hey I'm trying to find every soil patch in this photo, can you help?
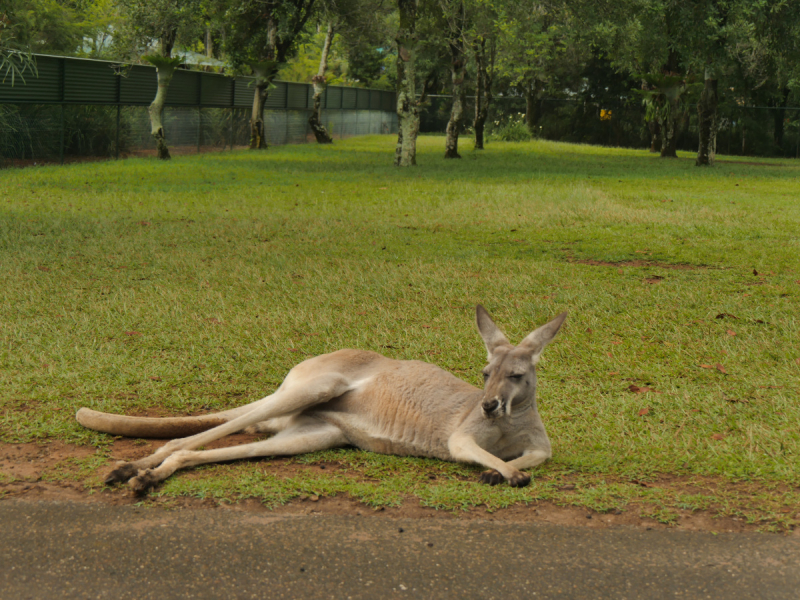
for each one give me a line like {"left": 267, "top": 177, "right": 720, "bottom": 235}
{"left": 571, "top": 259, "right": 713, "bottom": 270}
{"left": 1, "top": 440, "right": 793, "bottom": 534}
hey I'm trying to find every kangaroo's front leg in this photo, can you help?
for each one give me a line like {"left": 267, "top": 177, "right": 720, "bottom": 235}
{"left": 447, "top": 433, "right": 531, "bottom": 488}
{"left": 477, "top": 449, "right": 550, "bottom": 487}
{"left": 106, "top": 373, "right": 351, "bottom": 485}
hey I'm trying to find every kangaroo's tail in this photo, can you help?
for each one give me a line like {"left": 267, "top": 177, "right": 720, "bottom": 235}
{"left": 76, "top": 407, "right": 241, "bottom": 439}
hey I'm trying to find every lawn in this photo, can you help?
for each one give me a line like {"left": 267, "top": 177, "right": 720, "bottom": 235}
{"left": 2, "top": 136, "right": 799, "bottom": 529}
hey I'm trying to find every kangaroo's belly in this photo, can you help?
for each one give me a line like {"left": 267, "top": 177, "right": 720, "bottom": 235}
{"left": 308, "top": 359, "right": 482, "bottom": 461}
{"left": 313, "top": 410, "right": 454, "bottom": 460}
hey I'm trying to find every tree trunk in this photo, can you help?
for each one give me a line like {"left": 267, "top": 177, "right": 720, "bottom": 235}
{"left": 250, "top": 17, "right": 279, "bottom": 150}
{"left": 472, "top": 37, "right": 494, "bottom": 151}
{"left": 695, "top": 75, "right": 718, "bottom": 166}
{"left": 648, "top": 120, "right": 660, "bottom": 152}
{"left": 524, "top": 84, "right": 539, "bottom": 137}
{"left": 250, "top": 82, "right": 268, "bottom": 149}
{"left": 474, "top": 45, "right": 485, "bottom": 150}
{"left": 773, "top": 86, "right": 790, "bottom": 152}
{"left": 444, "top": 28, "right": 466, "bottom": 159}
{"left": 395, "top": 0, "right": 420, "bottom": 167}
{"left": 309, "top": 23, "right": 334, "bottom": 144}
{"left": 148, "top": 62, "right": 178, "bottom": 160}
{"left": 659, "top": 100, "right": 678, "bottom": 158}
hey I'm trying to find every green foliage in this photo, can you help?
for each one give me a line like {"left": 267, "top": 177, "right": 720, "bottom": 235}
{"left": 489, "top": 113, "right": 531, "bottom": 141}
{"left": 114, "top": 0, "right": 204, "bottom": 59}
{"left": 277, "top": 30, "right": 347, "bottom": 85}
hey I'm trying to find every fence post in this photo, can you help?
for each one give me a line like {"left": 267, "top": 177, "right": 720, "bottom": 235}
{"left": 230, "top": 108, "right": 234, "bottom": 150}
{"left": 197, "top": 107, "right": 201, "bottom": 153}
{"left": 115, "top": 104, "right": 121, "bottom": 159}
{"left": 59, "top": 104, "right": 65, "bottom": 165}
{"left": 285, "top": 83, "right": 290, "bottom": 145}
{"left": 197, "top": 74, "right": 202, "bottom": 153}
{"left": 59, "top": 58, "right": 65, "bottom": 164}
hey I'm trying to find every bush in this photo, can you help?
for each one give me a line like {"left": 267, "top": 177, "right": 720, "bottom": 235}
{"left": 489, "top": 113, "right": 531, "bottom": 142}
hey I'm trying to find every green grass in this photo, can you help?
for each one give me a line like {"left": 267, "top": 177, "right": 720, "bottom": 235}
{"left": 2, "top": 136, "right": 799, "bottom": 528}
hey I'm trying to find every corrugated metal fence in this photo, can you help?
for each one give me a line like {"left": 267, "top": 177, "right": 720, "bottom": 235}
{"left": 0, "top": 54, "right": 398, "bottom": 166}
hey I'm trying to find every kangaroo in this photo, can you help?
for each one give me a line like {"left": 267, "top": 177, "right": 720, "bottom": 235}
{"left": 76, "top": 305, "right": 567, "bottom": 495}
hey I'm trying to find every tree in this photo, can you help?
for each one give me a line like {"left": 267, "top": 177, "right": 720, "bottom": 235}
{"left": 115, "top": 0, "right": 204, "bottom": 159}
{"left": 440, "top": 0, "right": 467, "bottom": 158}
{"left": 495, "top": 0, "right": 587, "bottom": 138}
{"left": 395, "top": 0, "right": 422, "bottom": 166}
{"left": 308, "top": 22, "right": 334, "bottom": 143}
{"left": 219, "top": 0, "right": 317, "bottom": 150}
{"left": 469, "top": 0, "right": 498, "bottom": 150}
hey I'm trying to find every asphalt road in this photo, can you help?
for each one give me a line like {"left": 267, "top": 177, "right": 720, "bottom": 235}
{"left": 2, "top": 499, "right": 799, "bottom": 599}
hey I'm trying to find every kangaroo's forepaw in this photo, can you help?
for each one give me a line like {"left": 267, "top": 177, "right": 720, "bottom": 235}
{"left": 508, "top": 472, "right": 531, "bottom": 488}
{"left": 105, "top": 462, "right": 139, "bottom": 485}
{"left": 129, "top": 470, "right": 160, "bottom": 496}
{"left": 479, "top": 469, "right": 504, "bottom": 486}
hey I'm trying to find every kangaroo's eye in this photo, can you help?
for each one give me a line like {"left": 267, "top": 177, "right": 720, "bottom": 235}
{"left": 509, "top": 374, "right": 523, "bottom": 381}
{"left": 483, "top": 373, "right": 490, "bottom": 381}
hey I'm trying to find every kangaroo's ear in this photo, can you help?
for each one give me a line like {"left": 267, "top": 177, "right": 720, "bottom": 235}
{"left": 476, "top": 305, "right": 511, "bottom": 359}
{"left": 519, "top": 311, "right": 568, "bottom": 364}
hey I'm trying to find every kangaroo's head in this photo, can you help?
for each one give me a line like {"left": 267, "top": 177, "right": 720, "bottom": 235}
{"left": 475, "top": 305, "right": 567, "bottom": 419}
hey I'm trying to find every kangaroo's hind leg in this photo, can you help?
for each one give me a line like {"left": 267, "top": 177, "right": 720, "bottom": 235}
{"left": 129, "top": 416, "right": 348, "bottom": 494}
{"left": 106, "top": 372, "right": 352, "bottom": 485}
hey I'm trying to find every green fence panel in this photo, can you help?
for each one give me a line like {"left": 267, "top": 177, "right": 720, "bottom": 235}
{"left": 64, "top": 59, "right": 118, "bottom": 104}
{"left": 120, "top": 65, "right": 157, "bottom": 104}
{"left": 0, "top": 55, "right": 61, "bottom": 103}
{"left": 286, "top": 83, "right": 307, "bottom": 109}
{"left": 265, "top": 81, "right": 287, "bottom": 109}
{"left": 234, "top": 77, "right": 254, "bottom": 107}
{"left": 342, "top": 88, "right": 357, "bottom": 109}
{"left": 167, "top": 70, "right": 200, "bottom": 105}
{"left": 201, "top": 74, "right": 233, "bottom": 107}
{"left": 326, "top": 86, "right": 342, "bottom": 109}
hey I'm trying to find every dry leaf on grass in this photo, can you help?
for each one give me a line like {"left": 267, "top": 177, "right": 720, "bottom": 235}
{"left": 716, "top": 313, "right": 738, "bottom": 320}
{"left": 629, "top": 385, "right": 657, "bottom": 394}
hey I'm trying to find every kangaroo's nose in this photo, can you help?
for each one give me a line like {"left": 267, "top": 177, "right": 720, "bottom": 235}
{"left": 482, "top": 399, "right": 499, "bottom": 412}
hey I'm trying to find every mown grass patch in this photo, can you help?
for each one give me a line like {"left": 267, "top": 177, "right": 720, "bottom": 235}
{"left": 2, "top": 136, "right": 799, "bottom": 527}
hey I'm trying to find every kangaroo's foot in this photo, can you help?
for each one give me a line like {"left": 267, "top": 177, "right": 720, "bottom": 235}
{"left": 479, "top": 469, "right": 504, "bottom": 486}
{"left": 508, "top": 472, "right": 531, "bottom": 488}
{"left": 129, "top": 469, "right": 161, "bottom": 496}
{"left": 479, "top": 469, "right": 531, "bottom": 488}
{"left": 104, "top": 462, "right": 140, "bottom": 485}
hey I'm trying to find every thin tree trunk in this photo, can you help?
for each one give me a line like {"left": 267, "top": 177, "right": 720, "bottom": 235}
{"left": 395, "top": 0, "right": 420, "bottom": 167}
{"left": 444, "top": 30, "right": 466, "bottom": 158}
{"left": 474, "top": 43, "right": 485, "bottom": 150}
{"left": 648, "top": 120, "right": 661, "bottom": 152}
{"left": 250, "top": 17, "right": 278, "bottom": 150}
{"left": 773, "top": 86, "right": 790, "bottom": 152}
{"left": 146, "top": 55, "right": 179, "bottom": 161}
{"left": 524, "top": 83, "right": 539, "bottom": 137}
{"left": 250, "top": 82, "right": 268, "bottom": 149}
{"left": 472, "top": 37, "right": 494, "bottom": 150}
{"left": 309, "top": 23, "right": 334, "bottom": 144}
{"left": 659, "top": 100, "right": 678, "bottom": 158}
{"left": 696, "top": 74, "right": 718, "bottom": 166}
